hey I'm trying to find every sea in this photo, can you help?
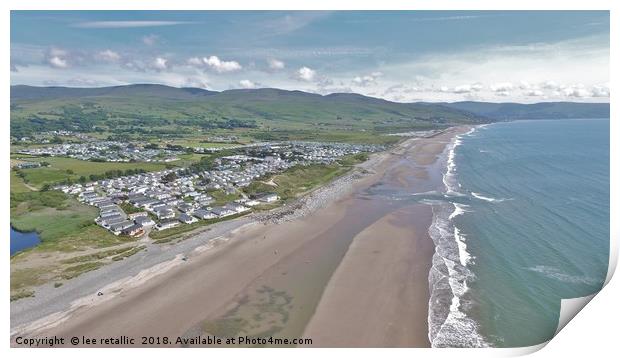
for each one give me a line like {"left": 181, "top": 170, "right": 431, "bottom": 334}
{"left": 427, "top": 119, "right": 610, "bottom": 347}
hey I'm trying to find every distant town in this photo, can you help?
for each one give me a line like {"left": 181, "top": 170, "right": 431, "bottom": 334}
{"left": 49, "top": 141, "right": 382, "bottom": 236}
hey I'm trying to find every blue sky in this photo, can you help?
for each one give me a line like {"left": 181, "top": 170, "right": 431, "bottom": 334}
{"left": 11, "top": 11, "right": 609, "bottom": 102}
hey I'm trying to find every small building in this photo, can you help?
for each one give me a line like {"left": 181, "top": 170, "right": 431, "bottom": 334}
{"left": 244, "top": 199, "right": 261, "bottom": 207}
{"left": 156, "top": 219, "right": 180, "bottom": 231}
{"left": 193, "top": 209, "right": 217, "bottom": 220}
{"left": 134, "top": 216, "right": 156, "bottom": 227}
{"left": 109, "top": 220, "right": 135, "bottom": 235}
{"left": 224, "top": 203, "right": 250, "bottom": 213}
{"left": 99, "top": 215, "right": 126, "bottom": 228}
{"left": 15, "top": 162, "right": 41, "bottom": 169}
{"left": 128, "top": 212, "right": 148, "bottom": 220}
{"left": 210, "top": 206, "right": 236, "bottom": 217}
{"left": 258, "top": 193, "right": 280, "bottom": 203}
{"left": 178, "top": 213, "right": 198, "bottom": 224}
{"left": 155, "top": 209, "right": 175, "bottom": 220}
{"left": 122, "top": 224, "right": 145, "bottom": 237}
{"left": 177, "top": 202, "right": 195, "bottom": 214}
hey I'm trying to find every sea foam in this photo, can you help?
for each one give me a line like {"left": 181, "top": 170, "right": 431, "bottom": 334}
{"left": 471, "top": 192, "right": 511, "bottom": 203}
{"left": 427, "top": 128, "right": 489, "bottom": 347}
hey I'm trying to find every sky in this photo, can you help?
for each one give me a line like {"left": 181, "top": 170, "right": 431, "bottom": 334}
{"left": 10, "top": 11, "right": 610, "bottom": 103}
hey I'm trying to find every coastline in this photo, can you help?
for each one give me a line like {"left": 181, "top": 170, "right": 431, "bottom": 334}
{"left": 11, "top": 127, "right": 467, "bottom": 347}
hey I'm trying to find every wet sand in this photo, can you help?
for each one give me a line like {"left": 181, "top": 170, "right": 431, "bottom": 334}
{"left": 12, "top": 127, "right": 465, "bottom": 347}
{"left": 301, "top": 205, "right": 434, "bottom": 347}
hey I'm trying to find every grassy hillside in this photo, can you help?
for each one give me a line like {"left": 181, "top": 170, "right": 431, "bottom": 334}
{"left": 10, "top": 85, "right": 487, "bottom": 140}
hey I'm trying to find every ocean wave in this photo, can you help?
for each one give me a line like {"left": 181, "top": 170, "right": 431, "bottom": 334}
{"left": 427, "top": 131, "right": 489, "bottom": 347}
{"left": 471, "top": 192, "right": 512, "bottom": 203}
{"left": 527, "top": 265, "right": 603, "bottom": 286}
{"left": 448, "top": 203, "right": 470, "bottom": 220}
{"left": 427, "top": 203, "right": 488, "bottom": 347}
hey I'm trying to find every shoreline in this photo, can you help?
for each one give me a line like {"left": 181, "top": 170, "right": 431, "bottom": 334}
{"left": 11, "top": 127, "right": 466, "bottom": 347}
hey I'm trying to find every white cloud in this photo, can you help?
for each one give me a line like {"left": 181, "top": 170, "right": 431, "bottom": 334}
{"left": 541, "top": 81, "right": 561, "bottom": 90}
{"left": 268, "top": 59, "right": 285, "bottom": 70}
{"left": 525, "top": 89, "right": 544, "bottom": 97}
{"left": 378, "top": 35, "right": 608, "bottom": 102}
{"left": 490, "top": 82, "right": 514, "bottom": 92}
{"left": 152, "top": 57, "right": 169, "bottom": 71}
{"left": 48, "top": 56, "right": 68, "bottom": 68}
{"left": 97, "top": 49, "right": 121, "bottom": 62}
{"left": 590, "top": 84, "right": 609, "bottom": 97}
{"left": 452, "top": 83, "right": 483, "bottom": 93}
{"left": 205, "top": 56, "right": 242, "bottom": 73}
{"left": 296, "top": 66, "right": 316, "bottom": 82}
{"left": 186, "top": 56, "right": 243, "bottom": 73}
{"left": 142, "top": 34, "right": 159, "bottom": 46}
{"left": 562, "top": 84, "right": 590, "bottom": 98}
{"left": 239, "top": 79, "right": 258, "bottom": 89}
{"left": 45, "top": 48, "right": 69, "bottom": 68}
{"left": 352, "top": 71, "right": 383, "bottom": 87}
{"left": 187, "top": 57, "right": 203, "bottom": 67}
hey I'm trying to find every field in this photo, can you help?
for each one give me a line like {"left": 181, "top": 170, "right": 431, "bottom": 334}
{"left": 10, "top": 190, "right": 132, "bottom": 251}
{"left": 244, "top": 154, "right": 367, "bottom": 201}
{"left": 11, "top": 156, "right": 169, "bottom": 189}
{"left": 10, "top": 186, "right": 141, "bottom": 298}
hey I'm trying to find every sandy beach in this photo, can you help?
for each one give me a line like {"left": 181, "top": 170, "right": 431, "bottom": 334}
{"left": 11, "top": 127, "right": 466, "bottom": 347}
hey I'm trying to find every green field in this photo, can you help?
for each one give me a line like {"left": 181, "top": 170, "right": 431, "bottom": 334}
{"left": 10, "top": 190, "right": 130, "bottom": 251}
{"left": 13, "top": 156, "right": 168, "bottom": 188}
{"left": 10, "top": 187, "right": 139, "bottom": 297}
{"left": 244, "top": 154, "right": 366, "bottom": 202}
{"left": 10, "top": 171, "right": 32, "bottom": 193}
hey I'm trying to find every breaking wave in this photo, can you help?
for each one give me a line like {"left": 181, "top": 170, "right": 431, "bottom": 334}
{"left": 427, "top": 128, "right": 490, "bottom": 347}
{"left": 471, "top": 192, "right": 512, "bottom": 203}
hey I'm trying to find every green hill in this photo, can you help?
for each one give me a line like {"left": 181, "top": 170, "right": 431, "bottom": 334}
{"left": 10, "top": 85, "right": 486, "bottom": 139}
{"left": 11, "top": 85, "right": 608, "bottom": 142}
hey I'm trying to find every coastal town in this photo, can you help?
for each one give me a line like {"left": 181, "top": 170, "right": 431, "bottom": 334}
{"left": 15, "top": 140, "right": 184, "bottom": 163}
{"left": 50, "top": 141, "right": 382, "bottom": 237}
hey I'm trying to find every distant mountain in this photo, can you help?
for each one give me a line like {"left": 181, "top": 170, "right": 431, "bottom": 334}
{"left": 10, "top": 85, "right": 609, "bottom": 139}
{"left": 10, "top": 84, "right": 486, "bottom": 129}
{"left": 438, "top": 101, "right": 610, "bottom": 120}
{"left": 11, "top": 84, "right": 217, "bottom": 101}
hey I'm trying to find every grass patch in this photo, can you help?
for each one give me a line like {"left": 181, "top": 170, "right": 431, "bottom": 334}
{"left": 150, "top": 212, "right": 250, "bottom": 242}
{"left": 209, "top": 190, "right": 242, "bottom": 206}
{"left": 111, "top": 245, "right": 146, "bottom": 261}
{"left": 120, "top": 202, "right": 142, "bottom": 214}
{"left": 11, "top": 290, "right": 35, "bottom": 301}
{"left": 10, "top": 190, "right": 69, "bottom": 211}
{"left": 38, "top": 225, "right": 134, "bottom": 253}
{"left": 10, "top": 171, "right": 32, "bottom": 193}
{"left": 15, "top": 157, "right": 167, "bottom": 188}
{"left": 245, "top": 163, "right": 350, "bottom": 201}
{"left": 10, "top": 190, "right": 129, "bottom": 252}
{"left": 61, "top": 246, "right": 135, "bottom": 264}
{"left": 61, "top": 261, "right": 105, "bottom": 280}
{"left": 11, "top": 267, "right": 48, "bottom": 292}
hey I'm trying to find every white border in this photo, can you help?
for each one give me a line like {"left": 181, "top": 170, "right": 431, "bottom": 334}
{"left": 2, "top": 1, "right": 616, "bottom": 357}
